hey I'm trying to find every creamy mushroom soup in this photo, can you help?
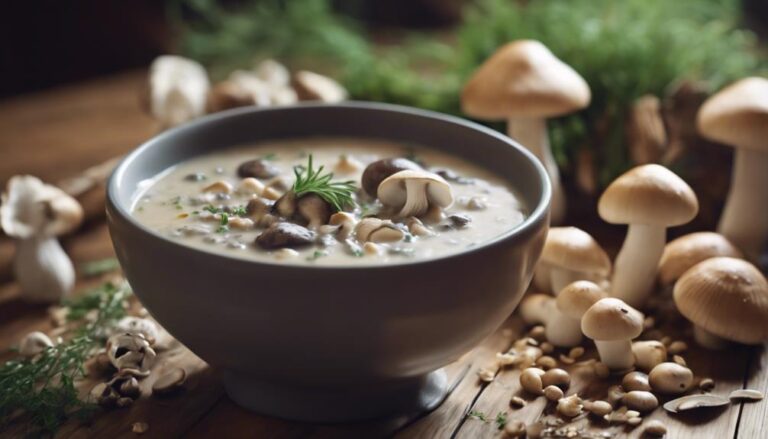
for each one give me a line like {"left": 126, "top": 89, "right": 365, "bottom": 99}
{"left": 131, "top": 138, "right": 527, "bottom": 265}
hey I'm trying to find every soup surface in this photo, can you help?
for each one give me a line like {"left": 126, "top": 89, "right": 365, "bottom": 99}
{"left": 132, "top": 138, "right": 527, "bottom": 265}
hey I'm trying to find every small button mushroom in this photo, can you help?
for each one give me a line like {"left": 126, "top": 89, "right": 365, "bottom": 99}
{"left": 584, "top": 400, "right": 613, "bottom": 416}
{"left": 406, "top": 217, "right": 434, "bottom": 237}
{"left": 649, "top": 362, "right": 693, "bottom": 394}
{"left": 541, "top": 368, "right": 570, "bottom": 390}
{"left": 145, "top": 55, "right": 210, "bottom": 128}
{"left": 545, "top": 280, "right": 606, "bottom": 347}
{"left": 623, "top": 390, "right": 659, "bottom": 412}
{"left": 658, "top": 232, "right": 743, "bottom": 287}
{"left": 378, "top": 170, "right": 454, "bottom": 218}
{"left": 519, "top": 293, "right": 556, "bottom": 325}
{"left": 673, "top": 257, "right": 768, "bottom": 348}
{"left": 237, "top": 178, "right": 265, "bottom": 196}
{"left": 202, "top": 180, "right": 233, "bottom": 194}
{"left": 581, "top": 298, "right": 644, "bottom": 370}
{"left": 334, "top": 154, "right": 363, "bottom": 174}
{"left": 293, "top": 70, "right": 348, "bottom": 102}
{"left": 361, "top": 158, "right": 422, "bottom": 197}
{"left": 520, "top": 367, "right": 546, "bottom": 395}
{"left": 237, "top": 158, "right": 280, "bottom": 179}
{"left": 466, "top": 196, "right": 487, "bottom": 210}
{"left": 274, "top": 248, "right": 300, "bottom": 260}
{"left": 355, "top": 218, "right": 405, "bottom": 243}
{"left": 106, "top": 333, "right": 156, "bottom": 377}
{"left": 599, "top": 164, "right": 698, "bottom": 307}
{"left": 297, "top": 194, "right": 332, "bottom": 229}
{"left": 329, "top": 212, "right": 357, "bottom": 240}
{"left": 256, "top": 223, "right": 315, "bottom": 249}
{"left": 539, "top": 227, "right": 611, "bottom": 295}
{"left": 262, "top": 187, "right": 282, "bottom": 200}
{"left": 622, "top": 371, "right": 651, "bottom": 392}
{"left": 114, "top": 317, "right": 159, "bottom": 346}
{"left": 631, "top": 340, "right": 667, "bottom": 372}
{"left": 255, "top": 59, "right": 291, "bottom": 87}
{"left": 504, "top": 420, "right": 526, "bottom": 437}
{"left": 19, "top": 331, "right": 54, "bottom": 357}
{"left": 544, "top": 385, "right": 564, "bottom": 401}
{"left": 206, "top": 81, "right": 254, "bottom": 113}
{"left": 246, "top": 197, "right": 275, "bottom": 224}
{"left": 266, "top": 176, "right": 290, "bottom": 192}
{"left": 643, "top": 420, "right": 668, "bottom": 437}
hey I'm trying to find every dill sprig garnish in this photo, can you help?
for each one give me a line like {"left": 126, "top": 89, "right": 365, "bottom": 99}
{"left": 0, "top": 280, "right": 132, "bottom": 436}
{"left": 292, "top": 155, "right": 356, "bottom": 211}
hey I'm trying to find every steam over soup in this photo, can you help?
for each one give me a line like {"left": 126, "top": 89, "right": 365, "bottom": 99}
{"left": 131, "top": 138, "right": 527, "bottom": 265}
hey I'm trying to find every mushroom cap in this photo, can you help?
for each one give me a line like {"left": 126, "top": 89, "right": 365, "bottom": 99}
{"left": 148, "top": 55, "right": 210, "bottom": 126}
{"left": 461, "top": 40, "right": 591, "bottom": 120}
{"left": 377, "top": 170, "right": 453, "bottom": 211}
{"left": 581, "top": 298, "right": 644, "bottom": 341}
{"left": 673, "top": 257, "right": 768, "bottom": 345}
{"left": 598, "top": 164, "right": 698, "bottom": 226}
{"left": 556, "top": 280, "right": 607, "bottom": 318}
{"left": 293, "top": 71, "right": 348, "bottom": 103}
{"left": 1, "top": 175, "right": 83, "bottom": 239}
{"left": 540, "top": 227, "right": 611, "bottom": 275}
{"left": 658, "top": 232, "right": 743, "bottom": 286}
{"left": 697, "top": 77, "right": 768, "bottom": 151}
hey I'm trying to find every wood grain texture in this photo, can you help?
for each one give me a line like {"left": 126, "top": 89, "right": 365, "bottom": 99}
{"left": 0, "top": 72, "right": 766, "bottom": 438}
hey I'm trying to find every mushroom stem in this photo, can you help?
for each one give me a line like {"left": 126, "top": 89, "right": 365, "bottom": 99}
{"left": 14, "top": 236, "right": 75, "bottom": 302}
{"left": 693, "top": 325, "right": 729, "bottom": 350}
{"left": 507, "top": 116, "right": 565, "bottom": 224}
{"left": 611, "top": 223, "right": 666, "bottom": 308}
{"left": 594, "top": 340, "right": 635, "bottom": 370}
{"left": 545, "top": 313, "right": 582, "bottom": 347}
{"left": 399, "top": 179, "right": 429, "bottom": 217}
{"left": 717, "top": 148, "right": 768, "bottom": 261}
{"left": 550, "top": 268, "right": 579, "bottom": 295}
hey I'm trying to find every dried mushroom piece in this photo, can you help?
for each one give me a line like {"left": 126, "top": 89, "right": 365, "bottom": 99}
{"left": 106, "top": 333, "right": 157, "bottom": 377}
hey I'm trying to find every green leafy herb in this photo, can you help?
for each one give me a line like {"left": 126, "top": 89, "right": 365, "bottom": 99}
{"left": 292, "top": 155, "right": 356, "bottom": 211}
{"left": 495, "top": 411, "right": 508, "bottom": 430}
{"left": 1, "top": 281, "right": 132, "bottom": 436}
{"left": 220, "top": 212, "right": 229, "bottom": 226}
{"left": 306, "top": 250, "right": 328, "bottom": 261}
{"left": 79, "top": 257, "right": 121, "bottom": 278}
{"left": 230, "top": 205, "right": 248, "bottom": 217}
{"left": 216, "top": 225, "right": 229, "bottom": 234}
{"left": 468, "top": 410, "right": 488, "bottom": 422}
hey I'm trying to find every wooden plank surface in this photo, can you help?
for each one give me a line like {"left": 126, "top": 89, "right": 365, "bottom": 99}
{"left": 0, "top": 72, "right": 766, "bottom": 438}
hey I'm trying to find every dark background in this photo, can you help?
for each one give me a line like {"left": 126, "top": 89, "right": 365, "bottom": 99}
{"left": 0, "top": 0, "right": 766, "bottom": 99}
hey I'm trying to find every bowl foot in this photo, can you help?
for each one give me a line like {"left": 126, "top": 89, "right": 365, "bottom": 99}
{"left": 222, "top": 368, "right": 449, "bottom": 423}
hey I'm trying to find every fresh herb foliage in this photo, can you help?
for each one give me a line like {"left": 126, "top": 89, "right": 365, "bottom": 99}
{"left": 306, "top": 250, "right": 328, "bottom": 261}
{"left": 0, "top": 281, "right": 132, "bottom": 435}
{"left": 79, "top": 257, "right": 121, "bottom": 278}
{"left": 220, "top": 212, "right": 229, "bottom": 226}
{"left": 204, "top": 204, "right": 247, "bottom": 218}
{"left": 174, "top": 0, "right": 764, "bottom": 187}
{"left": 468, "top": 410, "right": 488, "bottom": 422}
{"left": 216, "top": 225, "right": 229, "bottom": 234}
{"left": 494, "top": 411, "right": 508, "bottom": 430}
{"left": 292, "top": 155, "right": 356, "bottom": 211}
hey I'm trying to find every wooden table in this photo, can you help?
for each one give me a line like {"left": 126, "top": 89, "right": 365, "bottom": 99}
{"left": 0, "top": 72, "right": 766, "bottom": 438}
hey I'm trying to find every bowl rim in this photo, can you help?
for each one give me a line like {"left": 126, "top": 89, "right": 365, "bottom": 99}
{"left": 107, "top": 101, "right": 551, "bottom": 270}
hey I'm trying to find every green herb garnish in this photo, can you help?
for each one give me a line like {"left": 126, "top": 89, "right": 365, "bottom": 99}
{"left": 306, "top": 250, "right": 328, "bottom": 261}
{"left": 216, "top": 225, "right": 229, "bottom": 234}
{"left": 468, "top": 410, "right": 488, "bottom": 422}
{"left": 292, "top": 155, "right": 356, "bottom": 211}
{"left": 0, "top": 281, "right": 132, "bottom": 435}
{"left": 495, "top": 412, "right": 508, "bottom": 430}
{"left": 79, "top": 257, "right": 121, "bottom": 277}
{"left": 220, "top": 212, "right": 229, "bottom": 226}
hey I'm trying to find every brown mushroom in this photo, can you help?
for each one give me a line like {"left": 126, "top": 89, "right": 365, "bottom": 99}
{"left": 361, "top": 158, "right": 422, "bottom": 197}
{"left": 659, "top": 232, "right": 743, "bottom": 287}
{"left": 237, "top": 158, "right": 280, "bottom": 180}
{"left": 255, "top": 222, "right": 315, "bottom": 249}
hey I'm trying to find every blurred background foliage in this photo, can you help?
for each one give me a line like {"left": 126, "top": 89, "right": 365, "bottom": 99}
{"left": 170, "top": 0, "right": 766, "bottom": 187}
